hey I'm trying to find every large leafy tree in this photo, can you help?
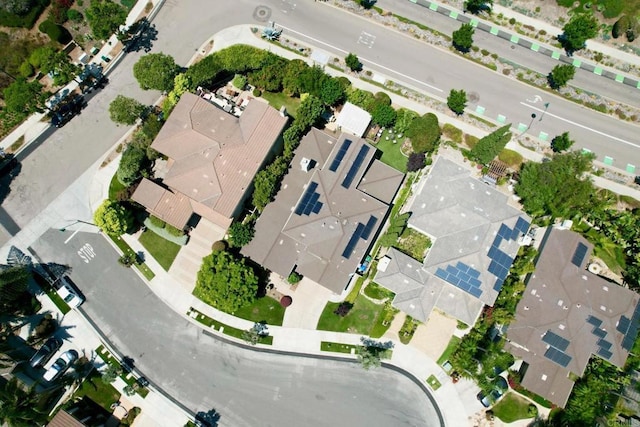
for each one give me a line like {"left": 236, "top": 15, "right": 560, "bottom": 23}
{"left": 447, "top": 89, "right": 467, "bottom": 115}
{"left": 452, "top": 23, "right": 475, "bottom": 52}
{"left": 561, "top": 13, "right": 599, "bottom": 53}
{"left": 228, "top": 221, "right": 255, "bottom": 248}
{"left": 282, "top": 59, "right": 309, "bottom": 96}
{"left": 0, "top": 378, "right": 47, "bottom": 427}
{"left": 371, "top": 103, "right": 396, "bottom": 128}
{"left": 0, "top": 266, "right": 32, "bottom": 317}
{"left": 93, "top": 199, "right": 134, "bottom": 236}
{"left": 194, "top": 250, "right": 258, "bottom": 313}
{"left": 548, "top": 64, "right": 576, "bottom": 89}
{"left": 407, "top": 113, "right": 440, "bottom": 153}
{"left": 515, "top": 151, "right": 595, "bottom": 219}
{"left": 109, "top": 95, "right": 145, "bottom": 125}
{"left": 319, "top": 77, "right": 345, "bottom": 106}
{"left": 85, "top": 0, "right": 127, "bottom": 40}
{"left": 296, "top": 95, "right": 324, "bottom": 129}
{"left": 469, "top": 124, "right": 512, "bottom": 164}
{"left": 3, "top": 78, "right": 47, "bottom": 114}
{"left": 133, "top": 53, "right": 180, "bottom": 92}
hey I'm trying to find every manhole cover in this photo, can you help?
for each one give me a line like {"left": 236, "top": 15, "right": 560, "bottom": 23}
{"left": 253, "top": 6, "right": 271, "bottom": 22}
{"left": 468, "top": 91, "right": 480, "bottom": 103}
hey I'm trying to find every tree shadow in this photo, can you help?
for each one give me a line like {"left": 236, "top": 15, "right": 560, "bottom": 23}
{"left": 0, "top": 156, "right": 21, "bottom": 207}
{"left": 195, "top": 409, "right": 221, "bottom": 427}
{"left": 124, "top": 18, "right": 158, "bottom": 54}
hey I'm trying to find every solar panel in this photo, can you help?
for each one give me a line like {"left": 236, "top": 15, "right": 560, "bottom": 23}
{"left": 456, "top": 262, "right": 468, "bottom": 273}
{"left": 542, "top": 330, "right": 570, "bottom": 351}
{"left": 492, "top": 235, "right": 503, "bottom": 248}
{"left": 361, "top": 216, "right": 378, "bottom": 240}
{"left": 597, "top": 348, "right": 613, "bottom": 359}
{"left": 341, "top": 223, "right": 364, "bottom": 259}
{"left": 329, "top": 139, "right": 352, "bottom": 172}
{"left": 571, "top": 242, "right": 588, "bottom": 267}
{"left": 488, "top": 246, "right": 498, "bottom": 259}
{"left": 470, "top": 277, "right": 482, "bottom": 288}
{"left": 510, "top": 225, "right": 521, "bottom": 241}
{"left": 341, "top": 145, "right": 370, "bottom": 189}
{"left": 498, "top": 223, "right": 510, "bottom": 239}
{"left": 488, "top": 261, "right": 500, "bottom": 276}
{"left": 469, "top": 268, "right": 481, "bottom": 279}
{"left": 544, "top": 347, "right": 572, "bottom": 368}
{"left": 446, "top": 265, "right": 458, "bottom": 276}
{"left": 303, "top": 193, "right": 320, "bottom": 215}
{"left": 593, "top": 328, "right": 607, "bottom": 338}
{"left": 493, "top": 278, "right": 504, "bottom": 292}
{"left": 597, "top": 339, "right": 612, "bottom": 350}
{"left": 469, "top": 287, "right": 483, "bottom": 298}
{"left": 312, "top": 201, "right": 323, "bottom": 214}
{"left": 435, "top": 268, "right": 447, "bottom": 280}
{"left": 515, "top": 217, "right": 530, "bottom": 234}
{"left": 618, "top": 315, "right": 631, "bottom": 334}
{"left": 587, "top": 315, "right": 603, "bottom": 328}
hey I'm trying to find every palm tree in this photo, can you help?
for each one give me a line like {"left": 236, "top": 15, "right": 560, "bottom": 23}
{"left": 0, "top": 378, "right": 47, "bottom": 427}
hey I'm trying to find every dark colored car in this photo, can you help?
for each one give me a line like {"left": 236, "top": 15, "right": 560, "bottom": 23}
{"left": 477, "top": 376, "right": 508, "bottom": 408}
{"left": 29, "top": 337, "right": 63, "bottom": 368}
{"left": 50, "top": 95, "right": 86, "bottom": 128}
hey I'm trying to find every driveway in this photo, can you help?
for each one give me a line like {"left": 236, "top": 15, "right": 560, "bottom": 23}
{"left": 32, "top": 228, "right": 443, "bottom": 427}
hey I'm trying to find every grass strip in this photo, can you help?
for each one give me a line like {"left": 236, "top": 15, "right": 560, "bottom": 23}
{"left": 320, "top": 341, "right": 358, "bottom": 354}
{"left": 189, "top": 308, "right": 273, "bottom": 345}
{"left": 426, "top": 374, "right": 441, "bottom": 390}
{"left": 95, "top": 345, "right": 150, "bottom": 398}
{"left": 108, "top": 235, "right": 155, "bottom": 280}
{"left": 33, "top": 273, "right": 70, "bottom": 315}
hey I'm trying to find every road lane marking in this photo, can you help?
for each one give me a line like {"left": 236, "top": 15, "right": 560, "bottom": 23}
{"left": 77, "top": 243, "right": 96, "bottom": 264}
{"left": 64, "top": 226, "right": 84, "bottom": 244}
{"left": 519, "top": 102, "right": 640, "bottom": 149}
{"left": 276, "top": 24, "right": 443, "bottom": 93}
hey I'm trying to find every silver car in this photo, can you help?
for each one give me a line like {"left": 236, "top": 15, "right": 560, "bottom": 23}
{"left": 42, "top": 349, "right": 78, "bottom": 382}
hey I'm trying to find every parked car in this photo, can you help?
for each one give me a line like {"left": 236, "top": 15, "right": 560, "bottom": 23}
{"left": 57, "top": 277, "right": 84, "bottom": 308}
{"left": 29, "top": 337, "right": 63, "bottom": 368}
{"left": 477, "top": 376, "right": 508, "bottom": 408}
{"left": 50, "top": 95, "right": 85, "bottom": 128}
{"left": 42, "top": 349, "right": 78, "bottom": 382}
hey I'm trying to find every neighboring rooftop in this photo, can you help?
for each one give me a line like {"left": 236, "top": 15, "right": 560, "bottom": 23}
{"left": 506, "top": 228, "right": 640, "bottom": 408}
{"left": 133, "top": 92, "right": 287, "bottom": 230}
{"left": 335, "top": 102, "right": 372, "bottom": 137}
{"left": 375, "top": 156, "right": 530, "bottom": 325}
{"left": 242, "top": 128, "right": 403, "bottom": 294}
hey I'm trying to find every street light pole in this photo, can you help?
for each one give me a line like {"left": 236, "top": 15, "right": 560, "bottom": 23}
{"left": 539, "top": 102, "right": 550, "bottom": 121}
{"left": 58, "top": 219, "right": 97, "bottom": 232}
{"left": 528, "top": 113, "right": 537, "bottom": 129}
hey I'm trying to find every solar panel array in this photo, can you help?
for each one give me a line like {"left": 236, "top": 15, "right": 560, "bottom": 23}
{"left": 294, "top": 182, "right": 323, "bottom": 216}
{"left": 435, "top": 261, "right": 483, "bottom": 298}
{"left": 486, "top": 218, "right": 530, "bottom": 292}
{"left": 571, "top": 242, "right": 589, "bottom": 267}
{"left": 341, "top": 145, "right": 370, "bottom": 189}
{"left": 329, "top": 139, "right": 352, "bottom": 172}
{"left": 586, "top": 315, "right": 614, "bottom": 360}
{"left": 542, "top": 330, "right": 570, "bottom": 352}
{"left": 587, "top": 315, "right": 602, "bottom": 328}
{"left": 342, "top": 215, "right": 378, "bottom": 259}
{"left": 544, "top": 347, "right": 572, "bottom": 368}
{"left": 618, "top": 302, "right": 640, "bottom": 351}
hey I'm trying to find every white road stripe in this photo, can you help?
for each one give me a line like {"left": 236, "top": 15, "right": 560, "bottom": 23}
{"left": 519, "top": 102, "right": 639, "bottom": 149}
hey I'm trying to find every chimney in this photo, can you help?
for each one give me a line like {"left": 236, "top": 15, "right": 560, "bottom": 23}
{"left": 300, "top": 157, "right": 311, "bottom": 172}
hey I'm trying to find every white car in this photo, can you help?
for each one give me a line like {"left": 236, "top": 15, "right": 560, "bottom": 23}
{"left": 57, "top": 277, "right": 84, "bottom": 308}
{"left": 42, "top": 349, "right": 78, "bottom": 382}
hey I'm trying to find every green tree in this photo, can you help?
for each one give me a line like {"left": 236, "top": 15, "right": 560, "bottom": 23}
{"left": 3, "top": 78, "right": 47, "bottom": 114}
{"left": 550, "top": 132, "right": 574, "bottom": 152}
{"left": 93, "top": 199, "right": 134, "bottom": 236}
{"left": 28, "top": 47, "right": 78, "bottom": 85}
{"left": 0, "top": 266, "right": 31, "bottom": 317}
{"left": 347, "top": 87, "right": 375, "bottom": 111}
{"left": 319, "top": 77, "right": 345, "bottom": 106}
{"left": 371, "top": 103, "right": 396, "bottom": 128}
{"left": 452, "top": 23, "right": 475, "bottom": 52}
{"left": 117, "top": 144, "right": 148, "bottom": 186}
{"left": 109, "top": 95, "right": 145, "bottom": 125}
{"left": 464, "top": 0, "right": 493, "bottom": 14}
{"left": 548, "top": 64, "right": 576, "bottom": 89}
{"left": 296, "top": 95, "right": 324, "bottom": 129}
{"left": 252, "top": 156, "right": 289, "bottom": 211}
{"left": 0, "top": 0, "right": 34, "bottom": 14}
{"left": 133, "top": 52, "right": 180, "bottom": 92}
{"left": 345, "top": 53, "right": 361, "bottom": 72}
{"left": 297, "top": 65, "right": 326, "bottom": 98}
{"left": 447, "top": 89, "right": 467, "bottom": 115}
{"left": 407, "top": 113, "right": 440, "bottom": 153}
{"left": 101, "top": 364, "right": 122, "bottom": 384}
{"left": 228, "top": 221, "right": 255, "bottom": 248}
{"left": 469, "top": 124, "right": 512, "bottom": 164}
{"left": 282, "top": 59, "right": 309, "bottom": 96}
{"left": 357, "top": 338, "right": 394, "bottom": 370}
{"left": 515, "top": 151, "right": 595, "bottom": 219}
{"left": 612, "top": 15, "right": 631, "bottom": 39}
{"left": 85, "top": 0, "right": 128, "bottom": 40}
{"left": 393, "top": 108, "right": 418, "bottom": 134}
{"left": 561, "top": 13, "right": 599, "bottom": 53}
{"left": 248, "top": 61, "right": 284, "bottom": 92}
{"left": 0, "top": 378, "right": 48, "bottom": 427}
{"left": 194, "top": 250, "right": 259, "bottom": 313}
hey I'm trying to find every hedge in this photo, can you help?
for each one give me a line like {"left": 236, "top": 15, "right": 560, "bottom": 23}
{"left": 0, "top": 0, "right": 50, "bottom": 28}
{"left": 143, "top": 218, "right": 188, "bottom": 245}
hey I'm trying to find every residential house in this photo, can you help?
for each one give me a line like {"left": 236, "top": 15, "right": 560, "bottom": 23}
{"left": 242, "top": 128, "right": 403, "bottom": 294}
{"left": 505, "top": 228, "right": 640, "bottom": 407}
{"left": 132, "top": 92, "right": 288, "bottom": 233}
{"left": 375, "top": 156, "right": 531, "bottom": 325}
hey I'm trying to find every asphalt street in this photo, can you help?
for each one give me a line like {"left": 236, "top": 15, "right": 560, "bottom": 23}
{"left": 1, "top": 0, "right": 639, "bottom": 247}
{"left": 32, "top": 229, "right": 442, "bottom": 427}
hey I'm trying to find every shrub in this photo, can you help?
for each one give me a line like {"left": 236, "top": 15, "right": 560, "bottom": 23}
{"left": 509, "top": 17, "right": 516, "bottom": 25}
{"left": 232, "top": 74, "right": 247, "bottom": 90}
{"left": 228, "top": 221, "right": 255, "bottom": 247}
{"left": 164, "top": 223, "right": 184, "bottom": 237}
{"left": 252, "top": 88, "right": 261, "bottom": 97}
{"left": 211, "top": 240, "right": 227, "bottom": 252}
{"left": 19, "top": 61, "right": 34, "bottom": 77}
{"left": 280, "top": 295, "right": 293, "bottom": 307}
{"left": 498, "top": 149, "right": 523, "bottom": 167}
{"left": 38, "top": 19, "right": 71, "bottom": 44}
{"left": 66, "top": 8, "right": 82, "bottom": 22}
{"left": 148, "top": 215, "right": 166, "bottom": 228}
{"left": 0, "top": 0, "right": 49, "bottom": 28}
{"left": 407, "top": 152, "right": 425, "bottom": 172}
{"left": 334, "top": 301, "right": 354, "bottom": 317}
{"left": 287, "top": 272, "right": 302, "bottom": 284}
{"left": 407, "top": 113, "right": 440, "bottom": 153}
{"left": 442, "top": 123, "right": 463, "bottom": 143}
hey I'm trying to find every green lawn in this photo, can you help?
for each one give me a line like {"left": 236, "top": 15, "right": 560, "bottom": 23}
{"left": 138, "top": 229, "right": 181, "bottom": 271}
{"left": 363, "top": 282, "right": 395, "bottom": 300}
{"left": 437, "top": 335, "right": 461, "bottom": 366}
{"left": 108, "top": 174, "right": 127, "bottom": 201}
{"left": 372, "top": 130, "right": 408, "bottom": 172}
{"left": 95, "top": 345, "right": 149, "bottom": 397}
{"left": 261, "top": 91, "right": 301, "bottom": 118}
{"left": 321, "top": 341, "right": 358, "bottom": 354}
{"left": 233, "top": 296, "right": 286, "bottom": 326}
{"left": 317, "top": 295, "right": 384, "bottom": 335}
{"left": 190, "top": 307, "right": 273, "bottom": 345}
{"left": 492, "top": 392, "right": 535, "bottom": 423}
{"left": 73, "top": 370, "right": 121, "bottom": 411}
{"left": 426, "top": 374, "right": 441, "bottom": 390}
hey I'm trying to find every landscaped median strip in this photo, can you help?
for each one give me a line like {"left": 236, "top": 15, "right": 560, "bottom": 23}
{"left": 108, "top": 235, "right": 155, "bottom": 281}
{"left": 188, "top": 307, "right": 273, "bottom": 345}
{"left": 95, "top": 344, "right": 149, "bottom": 398}
{"left": 426, "top": 374, "right": 441, "bottom": 390}
{"left": 320, "top": 341, "right": 357, "bottom": 354}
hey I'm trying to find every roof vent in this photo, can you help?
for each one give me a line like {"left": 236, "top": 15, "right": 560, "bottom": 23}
{"left": 300, "top": 157, "right": 312, "bottom": 172}
{"left": 279, "top": 106, "right": 287, "bottom": 117}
